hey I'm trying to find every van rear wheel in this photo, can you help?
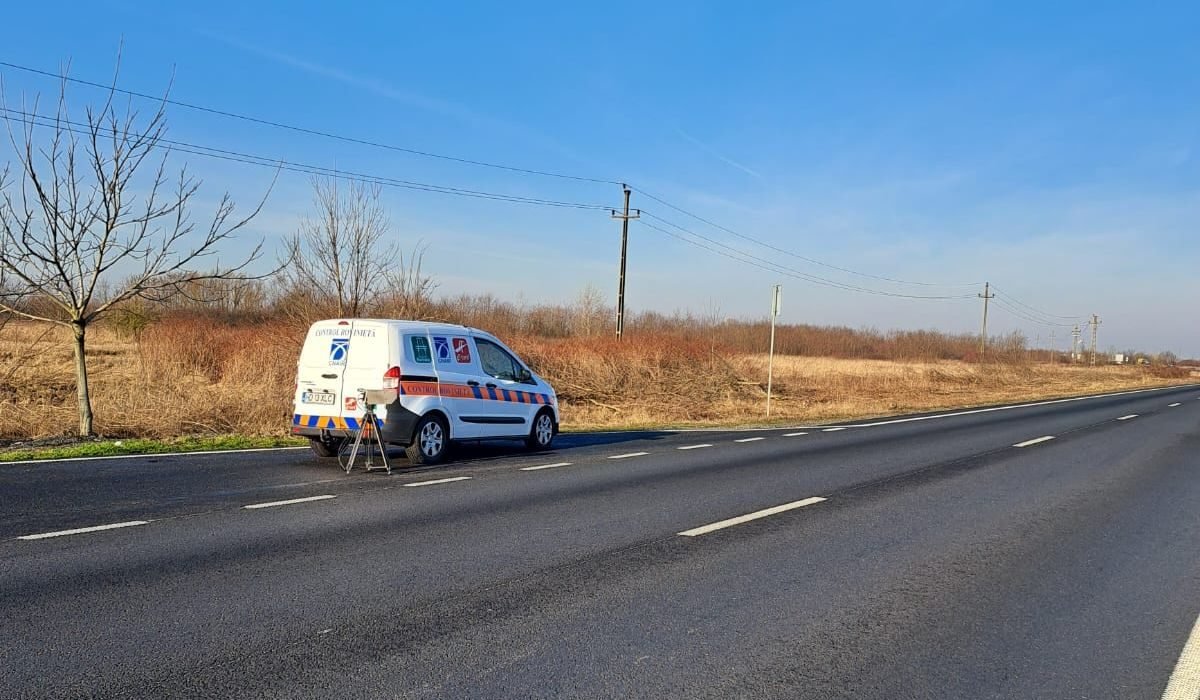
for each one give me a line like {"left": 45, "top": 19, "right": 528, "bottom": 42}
{"left": 406, "top": 414, "right": 449, "bottom": 465}
{"left": 525, "top": 410, "right": 556, "bottom": 450}
{"left": 309, "top": 437, "right": 344, "bottom": 459}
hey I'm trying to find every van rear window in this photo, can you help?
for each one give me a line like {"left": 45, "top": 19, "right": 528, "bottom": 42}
{"left": 409, "top": 335, "right": 432, "bottom": 364}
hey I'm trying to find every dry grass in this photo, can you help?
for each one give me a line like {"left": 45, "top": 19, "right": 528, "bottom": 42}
{"left": 728, "top": 355, "right": 1195, "bottom": 425}
{"left": 0, "top": 320, "right": 297, "bottom": 439}
{"left": 0, "top": 318, "right": 1193, "bottom": 440}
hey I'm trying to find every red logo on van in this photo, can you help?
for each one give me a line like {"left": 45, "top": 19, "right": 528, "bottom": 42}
{"left": 452, "top": 337, "right": 471, "bottom": 363}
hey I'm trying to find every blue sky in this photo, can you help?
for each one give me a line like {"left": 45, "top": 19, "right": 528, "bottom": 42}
{"left": 2, "top": 1, "right": 1197, "bottom": 355}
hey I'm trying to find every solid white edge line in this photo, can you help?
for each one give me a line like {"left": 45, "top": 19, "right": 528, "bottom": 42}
{"left": 403, "top": 476, "right": 473, "bottom": 487}
{"left": 608, "top": 452, "right": 649, "bottom": 459}
{"left": 822, "top": 427, "right": 846, "bottom": 432}
{"left": 784, "top": 432, "right": 809, "bottom": 437}
{"left": 1117, "top": 414, "right": 1139, "bottom": 421}
{"left": 519, "top": 462, "right": 573, "bottom": 471}
{"left": 679, "top": 497, "right": 827, "bottom": 537}
{"left": 244, "top": 494, "right": 337, "bottom": 509}
{"left": 18, "top": 520, "right": 151, "bottom": 540}
{"left": 1013, "top": 435, "right": 1056, "bottom": 448}
{"left": 1162, "top": 612, "right": 1200, "bottom": 700}
{"left": 734, "top": 437, "right": 765, "bottom": 443}
{"left": 1169, "top": 403, "right": 1182, "bottom": 407}
{"left": 2, "top": 445, "right": 310, "bottom": 466}
{"left": 677, "top": 444, "right": 713, "bottom": 450}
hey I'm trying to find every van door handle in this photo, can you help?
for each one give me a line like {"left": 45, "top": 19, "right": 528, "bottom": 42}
{"left": 486, "top": 382, "right": 497, "bottom": 389}
{"left": 467, "top": 380, "right": 480, "bottom": 387}
{"left": 321, "top": 373, "right": 338, "bottom": 379}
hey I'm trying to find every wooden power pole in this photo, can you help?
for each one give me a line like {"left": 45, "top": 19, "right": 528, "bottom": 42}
{"left": 978, "top": 282, "right": 994, "bottom": 354}
{"left": 611, "top": 184, "right": 639, "bottom": 339}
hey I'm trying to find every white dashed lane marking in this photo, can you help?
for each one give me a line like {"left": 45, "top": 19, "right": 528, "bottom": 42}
{"left": 18, "top": 520, "right": 151, "bottom": 540}
{"left": 677, "top": 444, "right": 712, "bottom": 451}
{"left": 1013, "top": 436, "right": 1056, "bottom": 448}
{"left": 784, "top": 432, "right": 809, "bottom": 437}
{"left": 1117, "top": 414, "right": 1138, "bottom": 421}
{"left": 244, "top": 495, "right": 336, "bottom": 509}
{"left": 678, "top": 497, "right": 827, "bottom": 537}
{"left": 404, "top": 477, "right": 473, "bottom": 487}
{"left": 519, "top": 462, "right": 573, "bottom": 471}
{"left": 1169, "top": 403, "right": 1182, "bottom": 407}
{"left": 1162, "top": 611, "right": 1200, "bottom": 699}
{"left": 734, "top": 437, "right": 765, "bottom": 443}
{"left": 609, "top": 452, "right": 649, "bottom": 460}
{"left": 822, "top": 427, "right": 846, "bottom": 432}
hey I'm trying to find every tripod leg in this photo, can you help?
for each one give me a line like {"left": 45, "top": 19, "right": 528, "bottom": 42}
{"left": 344, "top": 421, "right": 366, "bottom": 474}
{"left": 371, "top": 414, "right": 391, "bottom": 474}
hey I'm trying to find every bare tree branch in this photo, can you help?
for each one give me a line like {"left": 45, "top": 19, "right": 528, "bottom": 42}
{"left": 277, "top": 175, "right": 398, "bottom": 319}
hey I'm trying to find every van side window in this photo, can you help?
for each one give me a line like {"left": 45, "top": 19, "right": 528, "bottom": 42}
{"left": 475, "top": 339, "right": 531, "bottom": 383}
{"left": 408, "top": 335, "right": 432, "bottom": 364}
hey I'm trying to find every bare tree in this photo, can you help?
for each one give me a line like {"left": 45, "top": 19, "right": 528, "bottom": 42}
{"left": 280, "top": 176, "right": 396, "bottom": 317}
{"left": 0, "top": 72, "right": 269, "bottom": 436}
{"left": 378, "top": 242, "right": 436, "bottom": 319}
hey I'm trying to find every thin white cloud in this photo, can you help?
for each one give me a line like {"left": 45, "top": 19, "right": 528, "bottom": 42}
{"left": 198, "top": 30, "right": 598, "bottom": 168}
{"left": 676, "top": 127, "right": 764, "bottom": 180}
{"left": 203, "top": 31, "right": 481, "bottom": 124}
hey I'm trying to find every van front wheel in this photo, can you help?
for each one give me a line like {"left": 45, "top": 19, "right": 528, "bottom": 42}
{"left": 526, "top": 410, "right": 556, "bottom": 450}
{"left": 407, "top": 415, "right": 449, "bottom": 464}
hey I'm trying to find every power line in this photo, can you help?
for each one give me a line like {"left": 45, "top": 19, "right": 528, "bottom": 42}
{"left": 990, "top": 286, "right": 1083, "bottom": 322}
{"left": 631, "top": 185, "right": 982, "bottom": 289}
{"left": 989, "top": 297, "right": 1078, "bottom": 328}
{"left": 0, "top": 59, "right": 622, "bottom": 186}
{"left": 637, "top": 216, "right": 976, "bottom": 300}
{"left": 1, "top": 107, "right": 613, "bottom": 211}
{"left": 0, "top": 59, "right": 1065, "bottom": 307}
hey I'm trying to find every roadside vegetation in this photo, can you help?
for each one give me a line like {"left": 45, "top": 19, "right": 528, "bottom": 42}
{"left": 0, "top": 310, "right": 1193, "bottom": 447}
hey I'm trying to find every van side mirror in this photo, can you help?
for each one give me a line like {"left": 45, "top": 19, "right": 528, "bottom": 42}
{"left": 518, "top": 368, "right": 533, "bottom": 383}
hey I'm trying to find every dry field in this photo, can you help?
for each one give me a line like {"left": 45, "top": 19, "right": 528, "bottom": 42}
{"left": 0, "top": 320, "right": 1194, "bottom": 440}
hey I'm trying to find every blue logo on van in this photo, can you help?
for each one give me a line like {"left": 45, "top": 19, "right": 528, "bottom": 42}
{"left": 433, "top": 336, "right": 452, "bottom": 364}
{"left": 329, "top": 338, "right": 350, "bottom": 365}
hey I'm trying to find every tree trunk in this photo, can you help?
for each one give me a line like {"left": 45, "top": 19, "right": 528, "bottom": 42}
{"left": 71, "top": 321, "right": 95, "bottom": 437}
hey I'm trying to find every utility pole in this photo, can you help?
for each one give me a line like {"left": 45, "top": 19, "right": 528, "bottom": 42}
{"left": 1049, "top": 330, "right": 1056, "bottom": 364}
{"left": 1089, "top": 314, "right": 1101, "bottom": 366}
{"left": 978, "top": 282, "right": 994, "bottom": 355}
{"left": 610, "top": 184, "right": 640, "bottom": 340}
{"left": 766, "top": 285, "right": 782, "bottom": 417}
{"left": 1071, "top": 324, "right": 1081, "bottom": 363}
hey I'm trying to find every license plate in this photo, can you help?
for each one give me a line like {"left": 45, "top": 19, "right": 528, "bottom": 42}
{"left": 301, "top": 391, "right": 336, "bottom": 405}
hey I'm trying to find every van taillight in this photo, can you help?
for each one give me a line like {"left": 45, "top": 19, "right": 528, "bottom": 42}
{"left": 383, "top": 366, "right": 401, "bottom": 389}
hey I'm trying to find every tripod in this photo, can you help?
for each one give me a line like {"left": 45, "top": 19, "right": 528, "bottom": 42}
{"left": 341, "top": 390, "right": 392, "bottom": 475}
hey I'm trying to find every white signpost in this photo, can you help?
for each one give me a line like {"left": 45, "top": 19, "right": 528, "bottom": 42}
{"left": 766, "top": 284, "right": 782, "bottom": 417}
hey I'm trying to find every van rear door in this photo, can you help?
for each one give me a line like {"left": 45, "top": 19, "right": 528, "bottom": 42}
{"left": 294, "top": 320, "right": 357, "bottom": 430}
{"left": 338, "top": 320, "right": 391, "bottom": 419}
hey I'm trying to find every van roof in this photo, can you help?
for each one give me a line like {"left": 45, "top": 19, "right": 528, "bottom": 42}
{"left": 311, "top": 319, "right": 495, "bottom": 337}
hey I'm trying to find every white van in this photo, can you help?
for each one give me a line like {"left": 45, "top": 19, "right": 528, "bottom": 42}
{"left": 291, "top": 319, "right": 559, "bottom": 464}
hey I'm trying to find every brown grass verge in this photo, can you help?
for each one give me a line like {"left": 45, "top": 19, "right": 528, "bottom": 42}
{"left": 0, "top": 318, "right": 1193, "bottom": 440}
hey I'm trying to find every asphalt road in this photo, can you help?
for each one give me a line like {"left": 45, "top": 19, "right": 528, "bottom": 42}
{"left": 2, "top": 384, "right": 1199, "bottom": 699}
